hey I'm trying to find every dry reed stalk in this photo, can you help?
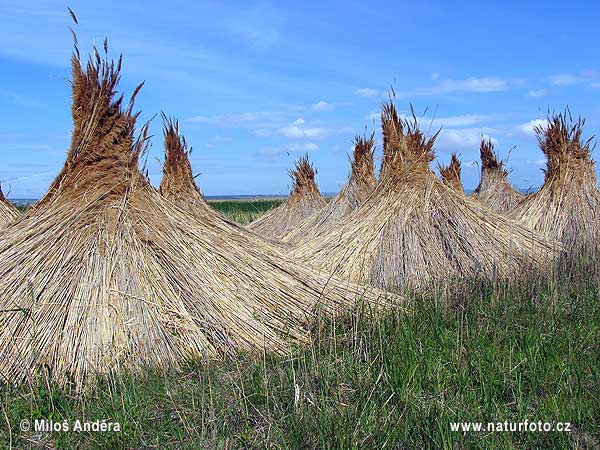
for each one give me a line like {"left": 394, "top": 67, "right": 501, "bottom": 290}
{"left": 0, "top": 30, "right": 395, "bottom": 388}
{"left": 472, "top": 139, "right": 524, "bottom": 213}
{"left": 247, "top": 154, "right": 326, "bottom": 239}
{"left": 438, "top": 153, "right": 464, "bottom": 194}
{"left": 284, "top": 133, "right": 376, "bottom": 243}
{"left": 288, "top": 101, "right": 562, "bottom": 291}
{"left": 0, "top": 186, "right": 19, "bottom": 228}
{"left": 508, "top": 111, "right": 600, "bottom": 250}
{"left": 159, "top": 114, "right": 216, "bottom": 217}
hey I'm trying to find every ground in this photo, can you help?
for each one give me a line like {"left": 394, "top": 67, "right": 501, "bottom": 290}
{"left": 0, "top": 200, "right": 598, "bottom": 449}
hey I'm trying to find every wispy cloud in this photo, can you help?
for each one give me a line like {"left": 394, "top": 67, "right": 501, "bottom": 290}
{"left": 355, "top": 88, "right": 378, "bottom": 98}
{"left": 546, "top": 71, "right": 600, "bottom": 87}
{"left": 422, "top": 114, "right": 502, "bottom": 128}
{"left": 0, "top": 88, "right": 44, "bottom": 108}
{"left": 186, "top": 111, "right": 285, "bottom": 129}
{"left": 396, "top": 77, "right": 515, "bottom": 98}
{"left": 256, "top": 141, "right": 318, "bottom": 157}
{"left": 311, "top": 100, "right": 335, "bottom": 111}
{"left": 527, "top": 89, "right": 548, "bottom": 98}
{"left": 224, "top": 3, "right": 286, "bottom": 49}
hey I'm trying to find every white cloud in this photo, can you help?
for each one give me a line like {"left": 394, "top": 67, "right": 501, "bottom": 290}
{"left": 547, "top": 74, "right": 586, "bottom": 86}
{"left": 279, "top": 124, "right": 328, "bottom": 139}
{"left": 547, "top": 71, "right": 600, "bottom": 86}
{"left": 186, "top": 115, "right": 211, "bottom": 124}
{"left": 431, "top": 73, "right": 441, "bottom": 80}
{"left": 436, "top": 128, "right": 498, "bottom": 150}
{"left": 392, "top": 113, "right": 502, "bottom": 131}
{"left": 205, "top": 143, "right": 216, "bottom": 149}
{"left": 187, "top": 112, "right": 351, "bottom": 142}
{"left": 214, "top": 135, "right": 233, "bottom": 142}
{"left": 426, "top": 114, "right": 500, "bottom": 128}
{"left": 257, "top": 142, "right": 319, "bottom": 157}
{"left": 527, "top": 89, "right": 548, "bottom": 98}
{"left": 252, "top": 129, "right": 273, "bottom": 137}
{"left": 397, "top": 77, "right": 512, "bottom": 98}
{"left": 278, "top": 119, "right": 351, "bottom": 140}
{"left": 312, "top": 100, "right": 335, "bottom": 111}
{"left": 355, "top": 88, "right": 378, "bottom": 98}
{"left": 519, "top": 119, "right": 548, "bottom": 137}
{"left": 186, "top": 111, "right": 284, "bottom": 128}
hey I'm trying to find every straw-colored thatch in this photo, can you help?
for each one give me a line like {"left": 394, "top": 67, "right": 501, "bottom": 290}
{"left": 508, "top": 111, "right": 600, "bottom": 250}
{"left": 158, "top": 116, "right": 288, "bottom": 248}
{"left": 0, "top": 36, "right": 392, "bottom": 388}
{"left": 0, "top": 186, "right": 19, "bottom": 227}
{"left": 159, "top": 114, "right": 214, "bottom": 217}
{"left": 288, "top": 102, "right": 561, "bottom": 291}
{"left": 284, "top": 133, "right": 376, "bottom": 243}
{"left": 247, "top": 154, "right": 326, "bottom": 239}
{"left": 438, "top": 153, "right": 464, "bottom": 194}
{"left": 472, "top": 139, "right": 524, "bottom": 213}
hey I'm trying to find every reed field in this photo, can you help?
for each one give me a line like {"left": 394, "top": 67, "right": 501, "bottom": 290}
{"left": 0, "top": 200, "right": 598, "bottom": 449}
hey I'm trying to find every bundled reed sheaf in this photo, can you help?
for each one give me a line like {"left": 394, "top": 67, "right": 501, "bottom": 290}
{"left": 472, "top": 139, "right": 523, "bottom": 213}
{"left": 0, "top": 186, "right": 19, "bottom": 227}
{"left": 438, "top": 153, "right": 464, "bottom": 194}
{"left": 159, "top": 114, "right": 214, "bottom": 216}
{"left": 247, "top": 154, "right": 326, "bottom": 239}
{"left": 289, "top": 102, "right": 561, "bottom": 291}
{"left": 284, "top": 133, "right": 376, "bottom": 242}
{"left": 508, "top": 111, "right": 600, "bottom": 251}
{"left": 0, "top": 29, "right": 392, "bottom": 388}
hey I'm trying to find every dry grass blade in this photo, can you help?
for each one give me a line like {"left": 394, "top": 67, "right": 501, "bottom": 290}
{"left": 285, "top": 133, "right": 376, "bottom": 243}
{"left": 438, "top": 153, "right": 464, "bottom": 194}
{"left": 289, "top": 101, "right": 561, "bottom": 291}
{"left": 0, "top": 30, "right": 396, "bottom": 389}
{"left": 472, "top": 139, "right": 523, "bottom": 213}
{"left": 247, "top": 154, "right": 326, "bottom": 239}
{"left": 508, "top": 110, "right": 600, "bottom": 250}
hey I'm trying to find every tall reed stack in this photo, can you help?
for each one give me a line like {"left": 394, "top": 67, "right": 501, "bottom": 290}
{"left": 285, "top": 133, "right": 376, "bottom": 243}
{"left": 0, "top": 26, "right": 392, "bottom": 388}
{"left": 289, "top": 101, "right": 561, "bottom": 291}
{"left": 247, "top": 154, "right": 326, "bottom": 239}
{"left": 508, "top": 111, "right": 600, "bottom": 252}
{"left": 472, "top": 139, "right": 524, "bottom": 213}
{"left": 159, "top": 114, "right": 214, "bottom": 216}
{"left": 438, "top": 153, "right": 464, "bottom": 194}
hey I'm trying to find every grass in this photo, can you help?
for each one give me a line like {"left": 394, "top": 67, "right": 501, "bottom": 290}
{"left": 209, "top": 198, "right": 284, "bottom": 225}
{"left": 0, "top": 201, "right": 598, "bottom": 449}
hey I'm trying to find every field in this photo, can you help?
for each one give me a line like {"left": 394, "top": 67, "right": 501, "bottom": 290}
{"left": 210, "top": 198, "right": 284, "bottom": 225}
{"left": 0, "top": 200, "right": 598, "bottom": 449}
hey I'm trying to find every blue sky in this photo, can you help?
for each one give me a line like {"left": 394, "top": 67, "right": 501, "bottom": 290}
{"left": 1, "top": 0, "right": 599, "bottom": 198}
